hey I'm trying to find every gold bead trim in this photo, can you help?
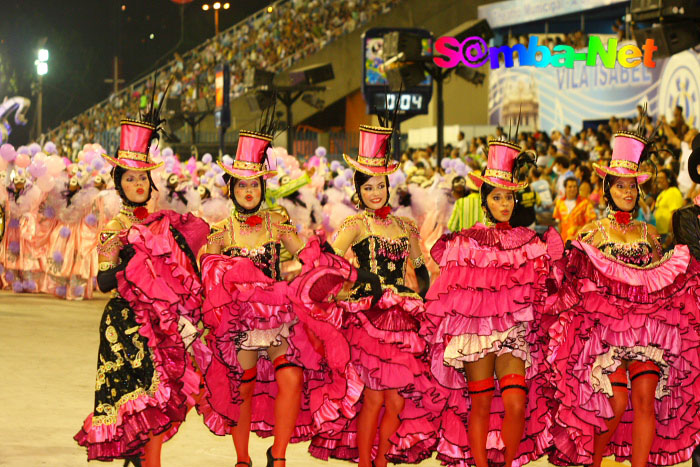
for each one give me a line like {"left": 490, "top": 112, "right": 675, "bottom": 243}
{"left": 488, "top": 139, "right": 522, "bottom": 151}
{"left": 357, "top": 155, "right": 389, "bottom": 167}
{"left": 359, "top": 124, "right": 393, "bottom": 135}
{"left": 117, "top": 150, "right": 150, "bottom": 162}
{"left": 233, "top": 160, "right": 264, "bottom": 171}
{"left": 484, "top": 168, "right": 513, "bottom": 180}
{"left": 239, "top": 130, "right": 273, "bottom": 141}
{"left": 610, "top": 159, "right": 640, "bottom": 171}
{"left": 120, "top": 119, "right": 156, "bottom": 130}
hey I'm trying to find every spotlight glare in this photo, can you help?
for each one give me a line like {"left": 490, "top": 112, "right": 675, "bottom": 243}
{"left": 202, "top": 4, "right": 209, "bottom": 10}
{"left": 213, "top": 1, "right": 221, "bottom": 9}
{"left": 38, "top": 49, "right": 49, "bottom": 61}
{"left": 149, "top": 33, "right": 155, "bottom": 40}
{"left": 223, "top": 2, "right": 230, "bottom": 8}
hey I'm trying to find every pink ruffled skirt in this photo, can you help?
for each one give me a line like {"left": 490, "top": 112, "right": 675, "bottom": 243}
{"left": 547, "top": 242, "right": 700, "bottom": 466}
{"left": 424, "top": 226, "right": 560, "bottom": 466}
{"left": 74, "top": 211, "right": 208, "bottom": 460}
{"left": 198, "top": 253, "right": 326, "bottom": 442}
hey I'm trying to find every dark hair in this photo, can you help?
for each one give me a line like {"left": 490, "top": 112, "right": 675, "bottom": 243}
{"left": 452, "top": 175, "right": 466, "bottom": 188}
{"left": 353, "top": 171, "right": 389, "bottom": 209}
{"left": 603, "top": 175, "right": 640, "bottom": 214}
{"left": 659, "top": 168, "right": 678, "bottom": 188}
{"left": 577, "top": 165, "right": 592, "bottom": 183}
{"left": 554, "top": 156, "right": 570, "bottom": 168}
{"left": 480, "top": 183, "right": 515, "bottom": 223}
{"left": 564, "top": 176, "right": 579, "bottom": 188}
{"left": 112, "top": 165, "right": 157, "bottom": 207}
{"left": 229, "top": 176, "right": 266, "bottom": 214}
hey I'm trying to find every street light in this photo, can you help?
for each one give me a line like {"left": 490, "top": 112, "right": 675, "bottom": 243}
{"left": 202, "top": 1, "right": 229, "bottom": 35}
{"left": 35, "top": 48, "right": 49, "bottom": 135}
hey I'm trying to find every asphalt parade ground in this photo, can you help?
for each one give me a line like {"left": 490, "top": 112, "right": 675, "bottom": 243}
{"left": 0, "top": 290, "right": 677, "bottom": 467}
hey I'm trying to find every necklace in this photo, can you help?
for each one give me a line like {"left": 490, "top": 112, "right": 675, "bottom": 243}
{"left": 119, "top": 205, "right": 149, "bottom": 224}
{"left": 364, "top": 207, "right": 392, "bottom": 226}
{"left": 607, "top": 208, "right": 634, "bottom": 233}
{"left": 234, "top": 209, "right": 264, "bottom": 235}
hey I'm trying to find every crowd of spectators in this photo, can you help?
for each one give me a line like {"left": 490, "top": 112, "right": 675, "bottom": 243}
{"left": 45, "top": 0, "right": 402, "bottom": 157}
{"left": 396, "top": 104, "right": 697, "bottom": 250}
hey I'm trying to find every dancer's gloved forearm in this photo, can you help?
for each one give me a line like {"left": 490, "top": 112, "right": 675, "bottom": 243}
{"left": 355, "top": 268, "right": 383, "bottom": 307}
{"left": 415, "top": 265, "right": 430, "bottom": 299}
{"left": 96, "top": 245, "right": 134, "bottom": 293}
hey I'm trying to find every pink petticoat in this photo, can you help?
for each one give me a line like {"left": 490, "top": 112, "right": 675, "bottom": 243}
{"left": 546, "top": 241, "right": 700, "bottom": 466}
{"left": 424, "top": 225, "right": 562, "bottom": 466}
{"left": 197, "top": 251, "right": 327, "bottom": 442}
{"left": 288, "top": 237, "right": 443, "bottom": 464}
{"left": 74, "top": 211, "right": 208, "bottom": 461}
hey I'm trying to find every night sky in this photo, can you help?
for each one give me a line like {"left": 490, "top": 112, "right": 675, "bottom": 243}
{"left": 0, "top": 0, "right": 271, "bottom": 145}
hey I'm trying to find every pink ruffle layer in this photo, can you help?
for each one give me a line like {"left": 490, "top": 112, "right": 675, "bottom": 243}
{"left": 291, "top": 238, "right": 443, "bottom": 463}
{"left": 75, "top": 211, "right": 208, "bottom": 460}
{"left": 547, "top": 243, "right": 700, "bottom": 466}
{"left": 424, "top": 226, "right": 561, "bottom": 466}
{"left": 198, "top": 247, "right": 329, "bottom": 441}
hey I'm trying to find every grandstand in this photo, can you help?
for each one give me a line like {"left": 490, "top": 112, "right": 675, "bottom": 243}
{"left": 44, "top": 0, "right": 483, "bottom": 160}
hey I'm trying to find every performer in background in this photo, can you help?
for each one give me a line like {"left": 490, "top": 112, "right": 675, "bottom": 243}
{"left": 425, "top": 138, "right": 560, "bottom": 467}
{"left": 547, "top": 126, "right": 700, "bottom": 467}
{"left": 75, "top": 89, "right": 209, "bottom": 467}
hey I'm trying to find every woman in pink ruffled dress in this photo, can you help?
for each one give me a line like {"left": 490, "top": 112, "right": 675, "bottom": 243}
{"left": 307, "top": 124, "right": 438, "bottom": 467}
{"left": 546, "top": 129, "right": 700, "bottom": 466}
{"left": 75, "top": 114, "right": 209, "bottom": 466}
{"left": 200, "top": 128, "right": 331, "bottom": 467}
{"left": 424, "top": 139, "right": 562, "bottom": 467}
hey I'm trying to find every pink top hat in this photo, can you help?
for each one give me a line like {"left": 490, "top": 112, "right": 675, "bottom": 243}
{"left": 594, "top": 131, "right": 652, "bottom": 183}
{"left": 103, "top": 119, "right": 163, "bottom": 171}
{"left": 469, "top": 140, "right": 528, "bottom": 190}
{"left": 344, "top": 125, "right": 399, "bottom": 175}
{"left": 218, "top": 130, "right": 277, "bottom": 180}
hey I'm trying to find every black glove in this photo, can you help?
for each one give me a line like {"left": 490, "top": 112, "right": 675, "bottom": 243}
{"left": 96, "top": 245, "right": 134, "bottom": 293}
{"left": 415, "top": 265, "right": 430, "bottom": 299}
{"left": 355, "top": 268, "right": 383, "bottom": 307}
{"left": 321, "top": 241, "right": 335, "bottom": 254}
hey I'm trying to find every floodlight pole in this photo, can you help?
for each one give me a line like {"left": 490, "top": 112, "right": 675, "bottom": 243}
{"left": 423, "top": 64, "right": 453, "bottom": 169}
{"left": 270, "top": 84, "right": 325, "bottom": 155}
{"left": 37, "top": 75, "right": 43, "bottom": 136}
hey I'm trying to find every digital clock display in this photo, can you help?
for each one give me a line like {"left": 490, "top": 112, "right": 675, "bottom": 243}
{"left": 373, "top": 92, "right": 426, "bottom": 112}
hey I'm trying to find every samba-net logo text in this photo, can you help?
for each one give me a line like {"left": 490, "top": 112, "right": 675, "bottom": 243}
{"left": 434, "top": 36, "right": 658, "bottom": 70}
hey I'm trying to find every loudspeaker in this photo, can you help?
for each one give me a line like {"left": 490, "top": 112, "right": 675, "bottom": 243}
{"left": 455, "top": 66, "right": 486, "bottom": 86}
{"left": 633, "top": 21, "right": 700, "bottom": 57}
{"left": 244, "top": 68, "right": 274, "bottom": 88}
{"left": 289, "top": 63, "right": 334, "bottom": 85}
{"left": 165, "top": 97, "right": 181, "bottom": 114}
{"left": 384, "top": 61, "right": 425, "bottom": 90}
{"left": 631, "top": 0, "right": 700, "bottom": 22}
{"left": 383, "top": 31, "right": 423, "bottom": 62}
{"left": 450, "top": 18, "right": 494, "bottom": 44}
{"left": 246, "top": 91, "right": 274, "bottom": 112}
